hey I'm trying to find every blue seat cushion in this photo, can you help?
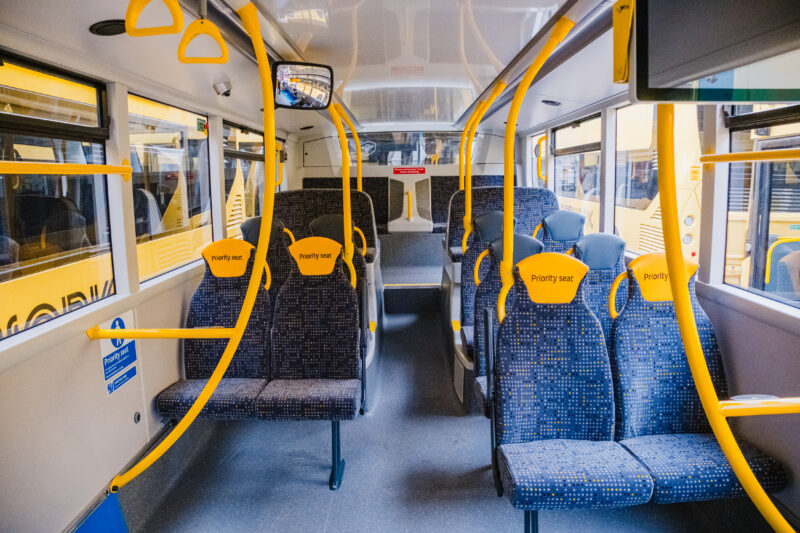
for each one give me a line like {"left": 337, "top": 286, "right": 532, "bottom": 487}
{"left": 620, "top": 433, "right": 788, "bottom": 504}
{"left": 156, "top": 378, "right": 267, "bottom": 420}
{"left": 460, "top": 326, "right": 474, "bottom": 359}
{"left": 255, "top": 379, "right": 362, "bottom": 421}
{"left": 473, "top": 376, "right": 490, "bottom": 417}
{"left": 498, "top": 439, "right": 654, "bottom": 510}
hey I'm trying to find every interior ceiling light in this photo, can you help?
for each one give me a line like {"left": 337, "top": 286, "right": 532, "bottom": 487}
{"left": 89, "top": 20, "right": 127, "bottom": 36}
{"left": 542, "top": 99, "right": 562, "bottom": 106}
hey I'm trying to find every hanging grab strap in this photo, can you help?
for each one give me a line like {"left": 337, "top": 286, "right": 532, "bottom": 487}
{"left": 177, "top": 0, "right": 229, "bottom": 64}
{"left": 125, "top": 0, "right": 184, "bottom": 37}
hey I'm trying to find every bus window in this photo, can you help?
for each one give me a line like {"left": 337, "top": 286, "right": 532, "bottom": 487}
{"left": 614, "top": 104, "right": 703, "bottom": 256}
{"left": 128, "top": 95, "right": 212, "bottom": 281}
{"left": 553, "top": 116, "right": 601, "bottom": 233}
{"left": 222, "top": 123, "right": 265, "bottom": 238}
{"left": 0, "top": 60, "right": 112, "bottom": 339}
{"left": 726, "top": 116, "right": 800, "bottom": 306}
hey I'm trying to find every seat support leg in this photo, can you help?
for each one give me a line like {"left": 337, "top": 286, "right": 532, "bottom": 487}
{"left": 524, "top": 510, "right": 538, "bottom": 533}
{"left": 329, "top": 421, "right": 345, "bottom": 490}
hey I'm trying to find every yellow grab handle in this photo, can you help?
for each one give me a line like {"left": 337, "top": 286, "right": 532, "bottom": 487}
{"left": 608, "top": 271, "right": 627, "bottom": 320}
{"left": 474, "top": 248, "right": 490, "bottom": 286}
{"left": 699, "top": 148, "right": 800, "bottom": 165}
{"left": 354, "top": 225, "right": 367, "bottom": 256}
{"left": 282, "top": 226, "right": 295, "bottom": 243}
{"left": 532, "top": 223, "right": 542, "bottom": 239}
{"left": 275, "top": 143, "right": 284, "bottom": 187}
{"left": 335, "top": 103, "right": 362, "bottom": 192}
{"left": 87, "top": 327, "right": 234, "bottom": 339}
{"left": 461, "top": 227, "right": 472, "bottom": 255}
{"left": 0, "top": 160, "right": 132, "bottom": 181}
{"left": 459, "top": 104, "right": 483, "bottom": 190}
{"left": 565, "top": 248, "right": 574, "bottom": 256}
{"left": 327, "top": 104, "right": 355, "bottom": 268}
{"left": 536, "top": 135, "right": 547, "bottom": 185}
{"left": 177, "top": 19, "right": 229, "bottom": 64}
{"left": 344, "top": 255, "right": 357, "bottom": 288}
{"left": 125, "top": 0, "right": 184, "bottom": 37}
{"left": 407, "top": 191, "right": 413, "bottom": 221}
{"left": 764, "top": 237, "right": 800, "bottom": 284}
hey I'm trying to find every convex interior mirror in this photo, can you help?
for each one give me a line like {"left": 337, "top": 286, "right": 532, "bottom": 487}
{"left": 272, "top": 61, "right": 333, "bottom": 110}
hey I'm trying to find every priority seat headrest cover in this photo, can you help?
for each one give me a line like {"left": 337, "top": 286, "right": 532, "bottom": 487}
{"left": 542, "top": 210, "right": 585, "bottom": 241}
{"left": 288, "top": 236, "right": 342, "bottom": 276}
{"left": 489, "top": 234, "right": 544, "bottom": 265}
{"left": 628, "top": 252, "right": 698, "bottom": 302}
{"left": 515, "top": 252, "right": 589, "bottom": 304}
{"left": 473, "top": 210, "right": 514, "bottom": 242}
{"left": 201, "top": 238, "right": 255, "bottom": 277}
{"left": 574, "top": 233, "right": 626, "bottom": 269}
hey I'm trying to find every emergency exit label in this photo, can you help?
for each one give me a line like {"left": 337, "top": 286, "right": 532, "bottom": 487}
{"left": 99, "top": 311, "right": 138, "bottom": 396}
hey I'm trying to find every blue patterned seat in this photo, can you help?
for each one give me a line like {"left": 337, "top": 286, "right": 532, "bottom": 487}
{"left": 472, "top": 234, "right": 543, "bottom": 417}
{"left": 572, "top": 233, "right": 627, "bottom": 350}
{"left": 309, "top": 213, "right": 368, "bottom": 292}
{"left": 610, "top": 254, "right": 788, "bottom": 503}
{"left": 493, "top": 254, "right": 653, "bottom": 529}
{"left": 156, "top": 244, "right": 271, "bottom": 420}
{"left": 240, "top": 217, "right": 295, "bottom": 309}
{"left": 537, "top": 210, "right": 585, "bottom": 253}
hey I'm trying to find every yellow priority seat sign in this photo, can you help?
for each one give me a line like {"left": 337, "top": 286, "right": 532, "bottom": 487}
{"left": 628, "top": 252, "right": 698, "bottom": 302}
{"left": 516, "top": 252, "right": 589, "bottom": 304}
{"left": 289, "top": 236, "right": 342, "bottom": 276}
{"left": 201, "top": 238, "right": 254, "bottom": 277}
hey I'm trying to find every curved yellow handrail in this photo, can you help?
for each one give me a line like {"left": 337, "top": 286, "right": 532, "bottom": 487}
{"left": 407, "top": 192, "right": 413, "bottom": 221}
{"left": 463, "top": 82, "right": 507, "bottom": 255}
{"left": 177, "top": 19, "right": 229, "bottom": 64}
{"left": 565, "top": 248, "right": 574, "bottom": 256}
{"left": 335, "top": 103, "right": 362, "bottom": 192}
{"left": 532, "top": 223, "right": 542, "bottom": 239}
{"left": 699, "top": 148, "right": 800, "bottom": 164}
{"left": 764, "top": 237, "right": 800, "bottom": 284}
{"left": 282, "top": 226, "right": 295, "bottom": 244}
{"left": 498, "top": 17, "right": 574, "bottom": 323}
{"left": 125, "top": 0, "right": 184, "bottom": 37}
{"left": 353, "top": 225, "right": 367, "bottom": 256}
{"left": 536, "top": 134, "right": 547, "bottom": 185}
{"left": 275, "top": 143, "right": 284, "bottom": 187}
{"left": 608, "top": 271, "right": 627, "bottom": 320}
{"left": 657, "top": 104, "right": 797, "bottom": 533}
{"left": 87, "top": 327, "right": 234, "bottom": 339}
{"left": 474, "top": 248, "right": 490, "bottom": 286}
{"left": 327, "top": 104, "right": 357, "bottom": 289}
{"left": 459, "top": 103, "right": 483, "bottom": 190}
{"left": 104, "top": 2, "right": 276, "bottom": 492}
{"left": 0, "top": 160, "right": 132, "bottom": 181}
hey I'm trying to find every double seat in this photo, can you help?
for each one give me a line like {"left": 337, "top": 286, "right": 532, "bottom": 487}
{"left": 156, "top": 235, "right": 361, "bottom": 489}
{"left": 482, "top": 251, "right": 787, "bottom": 531}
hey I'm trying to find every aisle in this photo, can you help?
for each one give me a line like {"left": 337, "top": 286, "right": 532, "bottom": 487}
{"left": 131, "top": 312, "right": 771, "bottom": 533}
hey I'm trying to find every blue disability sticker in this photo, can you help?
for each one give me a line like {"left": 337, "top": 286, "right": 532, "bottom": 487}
{"left": 107, "top": 365, "right": 137, "bottom": 395}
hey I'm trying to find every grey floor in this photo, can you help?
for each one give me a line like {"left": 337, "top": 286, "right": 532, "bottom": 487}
{"left": 132, "top": 311, "right": 772, "bottom": 533}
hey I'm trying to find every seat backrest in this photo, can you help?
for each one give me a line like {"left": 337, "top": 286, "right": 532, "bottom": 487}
{"left": 240, "top": 217, "right": 295, "bottom": 306}
{"left": 610, "top": 253, "right": 727, "bottom": 440}
{"left": 274, "top": 189, "right": 378, "bottom": 250}
{"left": 303, "top": 177, "right": 389, "bottom": 232}
{"left": 309, "top": 214, "right": 368, "bottom": 289}
{"left": 184, "top": 239, "right": 271, "bottom": 380}
{"left": 573, "top": 233, "right": 627, "bottom": 349}
{"left": 432, "top": 175, "right": 503, "bottom": 231}
{"left": 460, "top": 210, "right": 508, "bottom": 327}
{"left": 271, "top": 236, "right": 360, "bottom": 380}
{"left": 494, "top": 253, "right": 614, "bottom": 446}
{"left": 473, "top": 234, "right": 543, "bottom": 378}
{"left": 445, "top": 186, "right": 559, "bottom": 253}
{"left": 539, "top": 210, "right": 585, "bottom": 253}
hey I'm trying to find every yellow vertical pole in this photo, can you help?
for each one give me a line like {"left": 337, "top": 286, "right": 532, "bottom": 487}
{"left": 328, "top": 104, "right": 357, "bottom": 287}
{"left": 462, "top": 82, "right": 507, "bottom": 253}
{"left": 335, "top": 103, "right": 362, "bottom": 192}
{"left": 656, "top": 104, "right": 794, "bottom": 533}
{"left": 107, "top": 1, "right": 277, "bottom": 491}
{"left": 459, "top": 104, "right": 483, "bottom": 190}
{"left": 497, "top": 17, "right": 574, "bottom": 322}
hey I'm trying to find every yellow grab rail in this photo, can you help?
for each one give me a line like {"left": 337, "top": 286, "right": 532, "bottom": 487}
{"left": 177, "top": 19, "right": 229, "bottom": 64}
{"left": 657, "top": 104, "right": 799, "bottom": 533}
{"left": 282, "top": 226, "right": 295, "bottom": 244}
{"left": 700, "top": 148, "right": 800, "bottom": 165}
{"left": 0, "top": 160, "right": 133, "bottom": 181}
{"left": 125, "top": 0, "right": 184, "bottom": 37}
{"left": 608, "top": 271, "right": 627, "bottom": 320}
{"left": 497, "top": 17, "right": 574, "bottom": 322}
{"left": 474, "top": 248, "right": 490, "bottom": 286}
{"left": 532, "top": 223, "right": 542, "bottom": 239}
{"left": 536, "top": 134, "right": 547, "bottom": 184}
{"left": 462, "top": 82, "right": 507, "bottom": 254}
{"left": 335, "top": 103, "right": 363, "bottom": 192}
{"left": 407, "top": 192, "right": 414, "bottom": 221}
{"left": 275, "top": 142, "right": 284, "bottom": 187}
{"left": 103, "top": 1, "right": 277, "bottom": 492}
{"left": 719, "top": 397, "right": 800, "bottom": 418}
{"left": 458, "top": 103, "right": 483, "bottom": 190}
{"left": 353, "top": 225, "right": 367, "bottom": 256}
{"left": 87, "top": 327, "right": 234, "bottom": 340}
{"left": 327, "top": 104, "right": 357, "bottom": 288}
{"left": 765, "top": 237, "right": 800, "bottom": 284}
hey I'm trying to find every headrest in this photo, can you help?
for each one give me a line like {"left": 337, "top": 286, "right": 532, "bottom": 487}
{"left": 473, "top": 211, "right": 513, "bottom": 242}
{"left": 310, "top": 214, "right": 349, "bottom": 246}
{"left": 288, "top": 236, "right": 342, "bottom": 276}
{"left": 489, "top": 234, "right": 544, "bottom": 265}
{"left": 542, "top": 210, "right": 585, "bottom": 241}
{"left": 574, "top": 233, "right": 626, "bottom": 269}
{"left": 515, "top": 252, "right": 589, "bottom": 304}
{"left": 240, "top": 217, "right": 285, "bottom": 247}
{"left": 201, "top": 238, "right": 254, "bottom": 277}
{"left": 628, "top": 252, "right": 698, "bottom": 302}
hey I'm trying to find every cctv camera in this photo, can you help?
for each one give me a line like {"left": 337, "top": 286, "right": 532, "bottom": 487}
{"left": 213, "top": 81, "right": 232, "bottom": 97}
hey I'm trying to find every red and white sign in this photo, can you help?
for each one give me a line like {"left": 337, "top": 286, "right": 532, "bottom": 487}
{"left": 393, "top": 167, "right": 426, "bottom": 175}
